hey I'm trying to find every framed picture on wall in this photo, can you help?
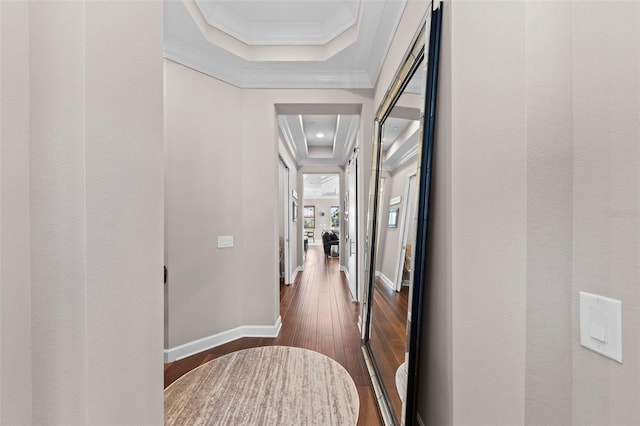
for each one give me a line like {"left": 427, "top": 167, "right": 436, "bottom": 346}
{"left": 388, "top": 208, "right": 399, "bottom": 228}
{"left": 292, "top": 201, "right": 298, "bottom": 222}
{"left": 303, "top": 205, "right": 315, "bottom": 229}
{"left": 330, "top": 206, "right": 340, "bottom": 227}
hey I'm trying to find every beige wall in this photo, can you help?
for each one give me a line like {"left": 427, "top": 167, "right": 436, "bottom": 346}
{"left": 0, "top": 2, "right": 32, "bottom": 422}
{"left": 302, "top": 198, "right": 340, "bottom": 239}
{"left": 0, "top": 2, "right": 164, "bottom": 424}
{"left": 451, "top": 2, "right": 528, "bottom": 423}
{"left": 377, "top": 159, "right": 418, "bottom": 283}
{"left": 413, "top": 1, "right": 640, "bottom": 425}
{"left": 165, "top": 61, "right": 373, "bottom": 350}
{"left": 571, "top": 2, "right": 639, "bottom": 425}
{"left": 165, "top": 60, "right": 246, "bottom": 348}
{"left": 525, "top": 2, "right": 573, "bottom": 424}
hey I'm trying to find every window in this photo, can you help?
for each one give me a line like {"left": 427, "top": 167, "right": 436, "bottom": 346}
{"left": 330, "top": 206, "right": 339, "bottom": 228}
{"left": 303, "top": 206, "right": 315, "bottom": 229}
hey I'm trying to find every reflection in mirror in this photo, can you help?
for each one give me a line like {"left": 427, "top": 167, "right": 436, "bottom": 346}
{"left": 368, "top": 58, "right": 425, "bottom": 424}
{"left": 362, "top": 5, "right": 443, "bottom": 424}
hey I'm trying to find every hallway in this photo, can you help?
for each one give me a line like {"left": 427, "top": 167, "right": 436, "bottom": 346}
{"left": 164, "top": 245, "right": 381, "bottom": 425}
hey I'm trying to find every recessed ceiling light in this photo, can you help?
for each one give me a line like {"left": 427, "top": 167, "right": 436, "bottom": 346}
{"left": 316, "top": 132, "right": 324, "bottom": 138}
{"left": 394, "top": 127, "right": 398, "bottom": 130}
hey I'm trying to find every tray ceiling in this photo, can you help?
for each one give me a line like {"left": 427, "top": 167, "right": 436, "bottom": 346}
{"left": 279, "top": 114, "right": 360, "bottom": 166}
{"left": 193, "top": 0, "right": 360, "bottom": 46}
{"left": 303, "top": 174, "right": 340, "bottom": 199}
{"left": 164, "top": 0, "right": 408, "bottom": 88}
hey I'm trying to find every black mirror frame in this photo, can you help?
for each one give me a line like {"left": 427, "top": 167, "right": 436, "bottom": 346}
{"left": 361, "top": 3, "right": 443, "bottom": 425}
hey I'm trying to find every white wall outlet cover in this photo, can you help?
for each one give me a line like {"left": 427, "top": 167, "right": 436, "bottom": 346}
{"left": 217, "top": 235, "right": 234, "bottom": 248}
{"left": 579, "top": 291, "right": 623, "bottom": 363}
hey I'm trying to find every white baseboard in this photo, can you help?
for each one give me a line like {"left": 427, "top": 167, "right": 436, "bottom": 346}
{"left": 339, "top": 265, "right": 349, "bottom": 282}
{"left": 375, "top": 270, "right": 395, "bottom": 291}
{"left": 290, "top": 266, "right": 303, "bottom": 284}
{"left": 164, "top": 316, "right": 282, "bottom": 363}
{"left": 340, "top": 266, "right": 358, "bottom": 301}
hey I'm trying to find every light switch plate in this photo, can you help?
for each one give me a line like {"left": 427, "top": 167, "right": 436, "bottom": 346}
{"left": 579, "top": 292, "right": 622, "bottom": 363}
{"left": 217, "top": 236, "right": 234, "bottom": 248}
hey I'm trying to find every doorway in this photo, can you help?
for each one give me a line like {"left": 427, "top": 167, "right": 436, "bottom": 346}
{"left": 302, "top": 173, "right": 340, "bottom": 257}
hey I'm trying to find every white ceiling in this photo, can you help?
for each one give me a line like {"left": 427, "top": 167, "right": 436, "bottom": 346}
{"left": 303, "top": 174, "right": 340, "bottom": 199}
{"left": 279, "top": 114, "right": 360, "bottom": 165}
{"left": 193, "top": 0, "right": 360, "bottom": 46}
{"left": 164, "top": 0, "right": 409, "bottom": 88}
{"left": 382, "top": 117, "right": 413, "bottom": 150}
{"left": 381, "top": 59, "right": 425, "bottom": 171}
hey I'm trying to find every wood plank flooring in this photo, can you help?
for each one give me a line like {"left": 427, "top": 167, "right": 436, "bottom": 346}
{"left": 369, "top": 278, "right": 410, "bottom": 422}
{"left": 164, "top": 246, "right": 382, "bottom": 426}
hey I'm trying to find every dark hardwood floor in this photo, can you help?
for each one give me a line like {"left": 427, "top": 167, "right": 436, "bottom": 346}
{"left": 164, "top": 245, "right": 382, "bottom": 426}
{"left": 369, "top": 278, "right": 410, "bottom": 421}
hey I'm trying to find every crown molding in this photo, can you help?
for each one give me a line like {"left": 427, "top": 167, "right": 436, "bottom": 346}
{"left": 366, "top": 0, "right": 410, "bottom": 88}
{"left": 165, "top": 37, "right": 375, "bottom": 89}
{"left": 186, "top": 0, "right": 360, "bottom": 61}
{"left": 382, "top": 139, "right": 419, "bottom": 173}
{"left": 339, "top": 115, "right": 360, "bottom": 163}
{"left": 164, "top": 0, "right": 408, "bottom": 90}
{"left": 277, "top": 116, "right": 298, "bottom": 159}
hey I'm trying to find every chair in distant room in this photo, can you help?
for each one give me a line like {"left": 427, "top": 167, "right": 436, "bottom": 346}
{"left": 321, "top": 231, "right": 339, "bottom": 258}
{"left": 305, "top": 230, "right": 314, "bottom": 243}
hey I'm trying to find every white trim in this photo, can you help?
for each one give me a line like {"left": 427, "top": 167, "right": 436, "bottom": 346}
{"left": 280, "top": 160, "right": 292, "bottom": 286}
{"left": 340, "top": 266, "right": 357, "bottom": 300}
{"left": 278, "top": 116, "right": 299, "bottom": 158}
{"left": 165, "top": 0, "right": 406, "bottom": 90}
{"left": 394, "top": 173, "right": 417, "bottom": 291}
{"left": 164, "top": 316, "right": 282, "bottom": 363}
{"left": 164, "top": 41, "right": 375, "bottom": 89}
{"left": 375, "top": 271, "right": 395, "bottom": 291}
{"left": 290, "top": 266, "right": 303, "bottom": 284}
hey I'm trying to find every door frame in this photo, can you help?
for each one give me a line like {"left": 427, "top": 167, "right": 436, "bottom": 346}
{"left": 393, "top": 172, "right": 417, "bottom": 291}
{"left": 347, "top": 148, "right": 359, "bottom": 301}
{"left": 279, "top": 156, "right": 291, "bottom": 285}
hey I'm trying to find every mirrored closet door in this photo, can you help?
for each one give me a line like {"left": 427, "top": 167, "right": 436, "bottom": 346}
{"left": 361, "top": 3, "right": 443, "bottom": 425}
